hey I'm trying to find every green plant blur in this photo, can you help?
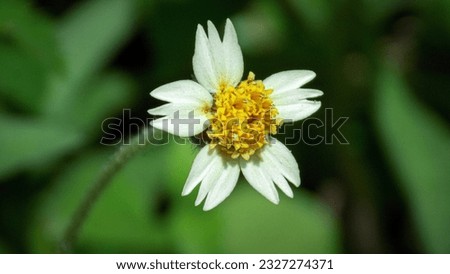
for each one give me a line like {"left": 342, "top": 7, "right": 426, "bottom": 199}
{"left": 0, "top": 0, "right": 449, "bottom": 253}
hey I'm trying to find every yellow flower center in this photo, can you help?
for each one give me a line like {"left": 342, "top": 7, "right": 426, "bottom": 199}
{"left": 206, "top": 72, "right": 281, "bottom": 160}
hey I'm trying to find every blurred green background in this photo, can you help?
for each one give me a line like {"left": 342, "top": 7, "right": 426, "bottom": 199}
{"left": 0, "top": 0, "right": 449, "bottom": 254}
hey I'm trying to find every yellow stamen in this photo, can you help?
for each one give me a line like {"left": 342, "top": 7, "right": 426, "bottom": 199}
{"left": 206, "top": 72, "right": 280, "bottom": 160}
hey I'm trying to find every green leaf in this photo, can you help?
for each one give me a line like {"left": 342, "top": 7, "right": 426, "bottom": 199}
{"left": 47, "top": 71, "right": 135, "bottom": 136}
{"left": 374, "top": 64, "right": 450, "bottom": 253}
{"left": 0, "top": 45, "right": 46, "bottom": 112}
{"left": 75, "top": 72, "right": 136, "bottom": 135}
{"left": 169, "top": 185, "right": 342, "bottom": 254}
{"left": 0, "top": 1, "right": 62, "bottom": 112}
{"left": 169, "top": 205, "right": 223, "bottom": 253}
{"left": 57, "top": 0, "right": 136, "bottom": 87}
{"left": 29, "top": 145, "right": 174, "bottom": 253}
{"left": 219, "top": 185, "right": 341, "bottom": 253}
{"left": 0, "top": 0, "right": 62, "bottom": 71}
{"left": 0, "top": 115, "right": 84, "bottom": 180}
{"left": 42, "top": 0, "right": 137, "bottom": 119}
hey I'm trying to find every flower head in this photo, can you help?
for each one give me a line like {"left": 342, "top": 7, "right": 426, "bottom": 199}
{"left": 149, "top": 19, "right": 323, "bottom": 210}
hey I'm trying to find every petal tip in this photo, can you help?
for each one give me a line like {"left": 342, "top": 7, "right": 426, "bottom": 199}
{"left": 207, "top": 20, "right": 215, "bottom": 28}
{"left": 196, "top": 24, "right": 206, "bottom": 36}
{"left": 202, "top": 203, "right": 215, "bottom": 211}
{"left": 194, "top": 199, "right": 203, "bottom": 206}
{"left": 149, "top": 88, "right": 159, "bottom": 98}
{"left": 224, "top": 18, "right": 236, "bottom": 32}
{"left": 300, "top": 70, "right": 317, "bottom": 86}
{"left": 181, "top": 188, "right": 190, "bottom": 196}
{"left": 313, "top": 89, "right": 324, "bottom": 97}
{"left": 225, "top": 18, "right": 234, "bottom": 28}
{"left": 312, "top": 100, "right": 322, "bottom": 111}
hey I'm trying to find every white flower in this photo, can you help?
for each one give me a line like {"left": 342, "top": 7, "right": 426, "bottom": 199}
{"left": 148, "top": 19, "right": 323, "bottom": 210}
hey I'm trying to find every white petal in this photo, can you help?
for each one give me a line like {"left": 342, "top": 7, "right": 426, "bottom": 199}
{"left": 149, "top": 80, "right": 213, "bottom": 104}
{"left": 148, "top": 102, "right": 200, "bottom": 116}
{"left": 276, "top": 100, "right": 321, "bottom": 122}
{"left": 182, "top": 147, "right": 240, "bottom": 211}
{"left": 193, "top": 24, "right": 220, "bottom": 92}
{"left": 150, "top": 109, "right": 209, "bottom": 137}
{"left": 193, "top": 20, "right": 244, "bottom": 92}
{"left": 148, "top": 80, "right": 212, "bottom": 136}
{"left": 271, "top": 88, "right": 323, "bottom": 105}
{"left": 207, "top": 21, "right": 222, "bottom": 53}
{"left": 263, "top": 70, "right": 316, "bottom": 93}
{"left": 240, "top": 158, "right": 280, "bottom": 204}
{"left": 222, "top": 18, "right": 244, "bottom": 87}
{"left": 207, "top": 21, "right": 224, "bottom": 83}
{"left": 194, "top": 151, "right": 224, "bottom": 205}
{"left": 203, "top": 160, "right": 240, "bottom": 211}
{"left": 260, "top": 158, "right": 294, "bottom": 198}
{"left": 195, "top": 167, "right": 221, "bottom": 206}
{"left": 182, "top": 146, "right": 220, "bottom": 196}
{"left": 261, "top": 138, "right": 300, "bottom": 187}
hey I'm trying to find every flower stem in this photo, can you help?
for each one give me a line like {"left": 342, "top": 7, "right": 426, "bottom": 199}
{"left": 58, "top": 127, "right": 153, "bottom": 253}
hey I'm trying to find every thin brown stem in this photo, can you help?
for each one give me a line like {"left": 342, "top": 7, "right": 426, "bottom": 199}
{"left": 58, "top": 127, "right": 152, "bottom": 253}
